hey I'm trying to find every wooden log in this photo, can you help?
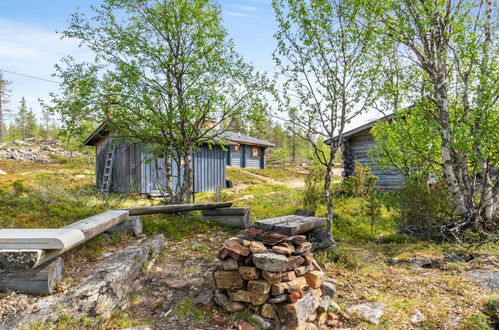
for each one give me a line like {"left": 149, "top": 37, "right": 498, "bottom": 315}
{"left": 0, "top": 210, "right": 130, "bottom": 270}
{"left": 0, "top": 258, "right": 64, "bottom": 295}
{"left": 106, "top": 216, "right": 143, "bottom": 236}
{"left": 126, "top": 202, "right": 233, "bottom": 216}
{"left": 202, "top": 207, "right": 249, "bottom": 217}
{"left": 0, "top": 235, "right": 165, "bottom": 329}
{"left": 202, "top": 208, "right": 250, "bottom": 229}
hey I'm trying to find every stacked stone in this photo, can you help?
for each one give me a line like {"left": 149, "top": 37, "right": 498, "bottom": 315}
{"left": 212, "top": 228, "right": 336, "bottom": 329}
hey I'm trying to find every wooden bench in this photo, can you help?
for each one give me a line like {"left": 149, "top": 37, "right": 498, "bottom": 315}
{"left": 0, "top": 202, "right": 232, "bottom": 295}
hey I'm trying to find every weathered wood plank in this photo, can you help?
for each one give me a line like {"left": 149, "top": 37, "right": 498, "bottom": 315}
{"left": 0, "top": 258, "right": 64, "bottom": 295}
{"left": 0, "top": 229, "right": 85, "bottom": 250}
{"left": 255, "top": 215, "right": 326, "bottom": 235}
{"left": 127, "top": 202, "right": 233, "bottom": 216}
{"left": 64, "top": 210, "right": 129, "bottom": 240}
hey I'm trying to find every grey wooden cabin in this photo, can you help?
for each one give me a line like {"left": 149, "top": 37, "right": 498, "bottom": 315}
{"left": 222, "top": 131, "right": 275, "bottom": 169}
{"left": 84, "top": 124, "right": 274, "bottom": 194}
{"left": 331, "top": 114, "right": 405, "bottom": 190}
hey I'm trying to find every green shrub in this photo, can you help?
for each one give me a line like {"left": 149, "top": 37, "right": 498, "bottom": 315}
{"left": 303, "top": 161, "right": 325, "bottom": 210}
{"left": 397, "top": 178, "right": 457, "bottom": 240}
{"left": 483, "top": 295, "right": 499, "bottom": 324}
{"left": 343, "top": 162, "right": 374, "bottom": 197}
{"left": 11, "top": 179, "right": 26, "bottom": 196}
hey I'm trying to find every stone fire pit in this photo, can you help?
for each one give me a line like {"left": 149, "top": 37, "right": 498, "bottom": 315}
{"left": 211, "top": 215, "right": 336, "bottom": 329}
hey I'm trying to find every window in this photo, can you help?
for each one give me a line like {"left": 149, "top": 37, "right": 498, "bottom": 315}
{"left": 231, "top": 145, "right": 241, "bottom": 153}
{"left": 251, "top": 147, "right": 261, "bottom": 158}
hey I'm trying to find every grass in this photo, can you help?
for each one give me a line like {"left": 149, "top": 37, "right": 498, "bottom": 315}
{"left": 243, "top": 166, "right": 307, "bottom": 182}
{"left": 1, "top": 157, "right": 497, "bottom": 329}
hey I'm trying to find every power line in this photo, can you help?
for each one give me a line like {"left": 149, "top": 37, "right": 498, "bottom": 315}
{"left": 0, "top": 69, "right": 60, "bottom": 84}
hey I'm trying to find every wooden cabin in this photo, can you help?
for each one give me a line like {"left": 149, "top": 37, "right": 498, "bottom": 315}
{"left": 223, "top": 131, "right": 275, "bottom": 169}
{"left": 83, "top": 124, "right": 274, "bottom": 195}
{"left": 330, "top": 114, "right": 405, "bottom": 190}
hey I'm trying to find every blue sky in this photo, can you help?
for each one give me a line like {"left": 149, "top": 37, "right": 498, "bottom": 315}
{"left": 0, "top": 0, "right": 376, "bottom": 128}
{"left": 0, "top": 0, "right": 277, "bottom": 122}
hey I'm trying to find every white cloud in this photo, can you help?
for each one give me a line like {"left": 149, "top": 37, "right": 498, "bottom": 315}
{"left": 223, "top": 11, "right": 254, "bottom": 18}
{"left": 231, "top": 5, "right": 258, "bottom": 11}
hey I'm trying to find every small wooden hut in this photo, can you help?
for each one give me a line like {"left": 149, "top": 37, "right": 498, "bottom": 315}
{"left": 83, "top": 124, "right": 274, "bottom": 195}
{"left": 329, "top": 114, "right": 405, "bottom": 190}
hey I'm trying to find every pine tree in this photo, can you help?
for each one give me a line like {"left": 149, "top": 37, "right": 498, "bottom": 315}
{"left": 15, "top": 97, "right": 30, "bottom": 139}
{"left": 0, "top": 72, "right": 12, "bottom": 141}
{"left": 41, "top": 107, "right": 52, "bottom": 137}
{"left": 26, "top": 107, "right": 38, "bottom": 138}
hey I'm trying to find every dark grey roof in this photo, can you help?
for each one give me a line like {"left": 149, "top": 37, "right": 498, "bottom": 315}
{"left": 84, "top": 123, "right": 275, "bottom": 148}
{"left": 325, "top": 113, "right": 394, "bottom": 145}
{"left": 222, "top": 131, "right": 275, "bottom": 147}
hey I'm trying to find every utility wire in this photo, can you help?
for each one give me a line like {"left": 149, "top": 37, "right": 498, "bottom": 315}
{"left": 0, "top": 69, "right": 60, "bottom": 84}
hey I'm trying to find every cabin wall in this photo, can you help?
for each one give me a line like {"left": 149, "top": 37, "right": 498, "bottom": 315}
{"left": 229, "top": 146, "right": 244, "bottom": 167}
{"left": 343, "top": 129, "right": 405, "bottom": 190}
{"left": 244, "top": 145, "right": 263, "bottom": 169}
{"left": 140, "top": 144, "right": 226, "bottom": 195}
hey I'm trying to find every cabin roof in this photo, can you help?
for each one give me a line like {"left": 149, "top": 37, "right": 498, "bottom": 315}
{"left": 221, "top": 131, "right": 275, "bottom": 148}
{"left": 83, "top": 123, "right": 275, "bottom": 148}
{"left": 325, "top": 113, "right": 394, "bottom": 145}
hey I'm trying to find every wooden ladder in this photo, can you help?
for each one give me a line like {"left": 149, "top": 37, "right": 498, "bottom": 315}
{"left": 100, "top": 145, "right": 115, "bottom": 193}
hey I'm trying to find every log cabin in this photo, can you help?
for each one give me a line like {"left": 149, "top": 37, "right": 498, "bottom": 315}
{"left": 328, "top": 114, "right": 405, "bottom": 190}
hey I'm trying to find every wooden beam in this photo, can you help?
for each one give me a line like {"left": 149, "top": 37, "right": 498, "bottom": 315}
{"left": 0, "top": 258, "right": 64, "bottom": 295}
{"left": 126, "top": 202, "right": 233, "bottom": 216}
{"left": 64, "top": 210, "right": 129, "bottom": 240}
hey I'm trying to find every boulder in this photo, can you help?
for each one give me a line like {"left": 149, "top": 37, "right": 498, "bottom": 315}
{"left": 287, "top": 256, "right": 305, "bottom": 270}
{"left": 239, "top": 266, "right": 261, "bottom": 280}
{"left": 253, "top": 252, "right": 289, "bottom": 272}
{"left": 410, "top": 309, "right": 425, "bottom": 324}
{"left": 213, "top": 270, "right": 244, "bottom": 289}
{"left": 276, "top": 291, "right": 320, "bottom": 326}
{"left": 228, "top": 290, "right": 252, "bottom": 303}
{"left": 262, "top": 270, "right": 282, "bottom": 284}
{"left": 346, "top": 302, "right": 385, "bottom": 325}
{"left": 248, "top": 315, "right": 272, "bottom": 329}
{"left": 214, "top": 291, "right": 245, "bottom": 312}
{"left": 321, "top": 281, "right": 336, "bottom": 297}
{"left": 222, "top": 258, "right": 239, "bottom": 270}
{"left": 193, "top": 289, "right": 214, "bottom": 309}
{"left": 248, "top": 279, "right": 271, "bottom": 294}
{"left": 261, "top": 304, "right": 276, "bottom": 319}
{"left": 303, "top": 271, "right": 324, "bottom": 289}
{"left": 250, "top": 241, "right": 267, "bottom": 254}
{"left": 467, "top": 269, "right": 499, "bottom": 290}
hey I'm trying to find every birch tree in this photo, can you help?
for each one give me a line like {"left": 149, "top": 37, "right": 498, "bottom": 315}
{"left": 49, "top": 0, "right": 264, "bottom": 204}
{"left": 272, "top": 0, "right": 379, "bottom": 243}
{"left": 370, "top": 0, "right": 499, "bottom": 240}
{"left": 0, "top": 72, "right": 12, "bottom": 141}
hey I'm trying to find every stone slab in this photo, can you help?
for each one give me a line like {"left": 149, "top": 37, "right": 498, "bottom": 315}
{"left": 0, "top": 229, "right": 85, "bottom": 249}
{"left": 255, "top": 215, "right": 326, "bottom": 235}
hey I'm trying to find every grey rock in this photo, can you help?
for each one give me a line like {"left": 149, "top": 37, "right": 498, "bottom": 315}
{"left": 468, "top": 269, "right": 499, "bottom": 290}
{"left": 214, "top": 291, "right": 245, "bottom": 312}
{"left": 325, "top": 277, "right": 337, "bottom": 284}
{"left": 410, "top": 309, "right": 425, "bottom": 324}
{"left": 269, "top": 294, "right": 287, "bottom": 304}
{"left": 277, "top": 291, "right": 320, "bottom": 326}
{"left": 316, "top": 296, "right": 331, "bottom": 313}
{"left": 321, "top": 281, "right": 336, "bottom": 297}
{"left": 193, "top": 289, "right": 214, "bottom": 309}
{"left": 309, "top": 228, "right": 329, "bottom": 243}
{"left": 252, "top": 252, "right": 289, "bottom": 272}
{"left": 294, "top": 209, "right": 315, "bottom": 217}
{"left": 347, "top": 302, "right": 385, "bottom": 325}
{"left": 329, "top": 300, "right": 340, "bottom": 312}
{"left": 248, "top": 314, "right": 272, "bottom": 329}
